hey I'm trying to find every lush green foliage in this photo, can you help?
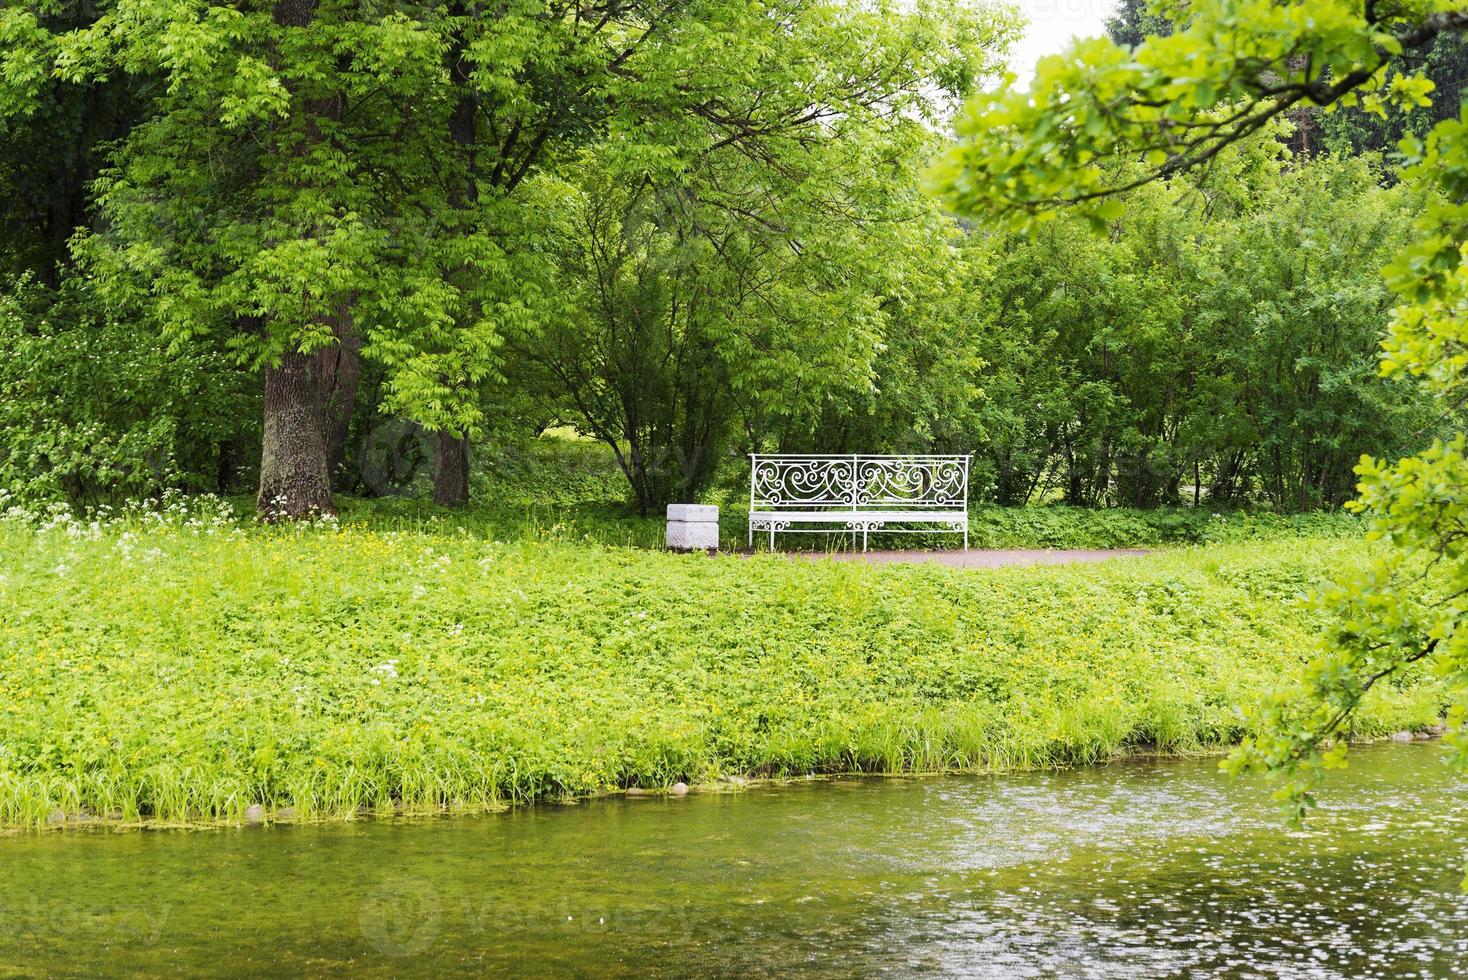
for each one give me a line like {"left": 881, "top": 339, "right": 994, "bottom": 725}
{"left": 0, "top": 0, "right": 1024, "bottom": 515}
{"left": 512, "top": 139, "right": 1437, "bottom": 514}
{"left": 0, "top": 276, "right": 255, "bottom": 504}
{"left": 964, "top": 149, "right": 1438, "bottom": 509}
{"left": 523, "top": 139, "right": 974, "bottom": 512}
{"left": 1317, "top": 29, "right": 1468, "bottom": 157}
{"left": 932, "top": 0, "right": 1468, "bottom": 812}
{"left": 1101, "top": 0, "right": 1468, "bottom": 159}
{"left": 0, "top": 0, "right": 1442, "bottom": 520}
{"left": 962, "top": 505, "right": 1359, "bottom": 550}
{"left": 0, "top": 512, "right": 1440, "bottom": 827}
{"left": 505, "top": 5, "right": 1013, "bottom": 512}
{"left": 471, "top": 431, "right": 630, "bottom": 507}
{"left": 934, "top": 0, "right": 1462, "bottom": 222}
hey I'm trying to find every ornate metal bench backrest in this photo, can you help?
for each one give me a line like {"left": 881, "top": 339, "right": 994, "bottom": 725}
{"left": 749, "top": 455, "right": 971, "bottom": 511}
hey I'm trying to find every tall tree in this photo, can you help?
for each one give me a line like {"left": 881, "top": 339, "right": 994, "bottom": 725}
{"left": 519, "top": 0, "right": 1017, "bottom": 513}
{"left": 388, "top": 0, "right": 688, "bottom": 508}
{"left": 932, "top": 0, "right": 1468, "bottom": 812}
{"left": 379, "top": 0, "right": 1020, "bottom": 509}
{"left": 1, "top": 1, "right": 456, "bottom": 518}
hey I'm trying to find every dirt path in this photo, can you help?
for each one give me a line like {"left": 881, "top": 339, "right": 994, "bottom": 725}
{"left": 780, "top": 548, "right": 1150, "bottom": 569}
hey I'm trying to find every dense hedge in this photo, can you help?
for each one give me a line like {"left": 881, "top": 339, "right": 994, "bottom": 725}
{"left": 962, "top": 505, "right": 1359, "bottom": 549}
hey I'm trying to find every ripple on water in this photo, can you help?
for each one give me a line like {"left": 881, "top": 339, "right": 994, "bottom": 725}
{"left": 0, "top": 743, "right": 1465, "bottom": 977}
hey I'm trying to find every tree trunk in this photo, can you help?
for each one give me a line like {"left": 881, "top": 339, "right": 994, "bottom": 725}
{"left": 316, "top": 305, "right": 361, "bottom": 491}
{"left": 257, "top": 351, "right": 335, "bottom": 519}
{"left": 433, "top": 432, "right": 470, "bottom": 508}
{"left": 254, "top": 0, "right": 341, "bottom": 520}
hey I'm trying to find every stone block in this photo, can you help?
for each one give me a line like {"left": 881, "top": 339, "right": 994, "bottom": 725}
{"left": 666, "top": 504, "right": 719, "bottom": 551}
{"left": 666, "top": 503, "right": 719, "bottom": 522}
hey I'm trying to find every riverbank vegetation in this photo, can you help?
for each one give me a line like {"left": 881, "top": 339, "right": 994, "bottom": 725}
{"left": 0, "top": 509, "right": 1443, "bottom": 828}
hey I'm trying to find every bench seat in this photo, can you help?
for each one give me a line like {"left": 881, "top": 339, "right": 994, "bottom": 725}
{"left": 748, "top": 510, "right": 967, "bottom": 524}
{"left": 749, "top": 454, "right": 971, "bottom": 551}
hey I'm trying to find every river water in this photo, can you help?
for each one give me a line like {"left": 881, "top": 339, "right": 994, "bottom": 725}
{"left": 2, "top": 742, "right": 1466, "bottom": 977}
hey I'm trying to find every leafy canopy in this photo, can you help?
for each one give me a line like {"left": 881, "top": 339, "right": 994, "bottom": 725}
{"left": 0, "top": 0, "right": 1020, "bottom": 449}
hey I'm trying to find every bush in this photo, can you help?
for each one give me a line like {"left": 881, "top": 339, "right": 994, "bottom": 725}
{"left": 0, "top": 276, "right": 256, "bottom": 505}
{"left": 470, "top": 430, "right": 630, "bottom": 506}
{"left": 964, "top": 505, "right": 1359, "bottom": 549}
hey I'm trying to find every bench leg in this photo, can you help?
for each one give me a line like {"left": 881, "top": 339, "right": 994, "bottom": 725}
{"left": 862, "top": 526, "right": 869, "bottom": 552}
{"left": 964, "top": 527, "right": 968, "bottom": 551}
{"left": 769, "top": 527, "right": 775, "bottom": 551}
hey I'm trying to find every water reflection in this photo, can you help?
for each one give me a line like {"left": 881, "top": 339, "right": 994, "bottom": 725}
{"left": 2, "top": 743, "right": 1465, "bottom": 976}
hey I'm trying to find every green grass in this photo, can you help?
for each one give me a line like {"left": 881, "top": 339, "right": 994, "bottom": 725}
{"left": 327, "top": 494, "right": 1363, "bottom": 553}
{"left": 0, "top": 508, "right": 1442, "bottom": 829}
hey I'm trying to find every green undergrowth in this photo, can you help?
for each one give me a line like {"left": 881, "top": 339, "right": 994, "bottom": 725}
{"left": 0, "top": 514, "right": 1441, "bottom": 829}
{"left": 331, "top": 495, "right": 1359, "bottom": 552}
{"left": 330, "top": 432, "right": 1364, "bottom": 550}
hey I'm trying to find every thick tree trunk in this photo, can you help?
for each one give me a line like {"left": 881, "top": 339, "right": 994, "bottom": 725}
{"left": 433, "top": 432, "right": 470, "bottom": 508}
{"left": 255, "top": 0, "right": 338, "bottom": 520}
{"left": 316, "top": 306, "right": 361, "bottom": 491}
{"left": 257, "top": 351, "right": 335, "bottom": 519}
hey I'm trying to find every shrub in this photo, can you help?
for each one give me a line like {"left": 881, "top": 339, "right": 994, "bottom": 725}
{"left": 0, "top": 276, "right": 256, "bottom": 505}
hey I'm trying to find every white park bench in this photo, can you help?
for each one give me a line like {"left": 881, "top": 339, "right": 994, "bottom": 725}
{"left": 748, "top": 454, "right": 971, "bottom": 551}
